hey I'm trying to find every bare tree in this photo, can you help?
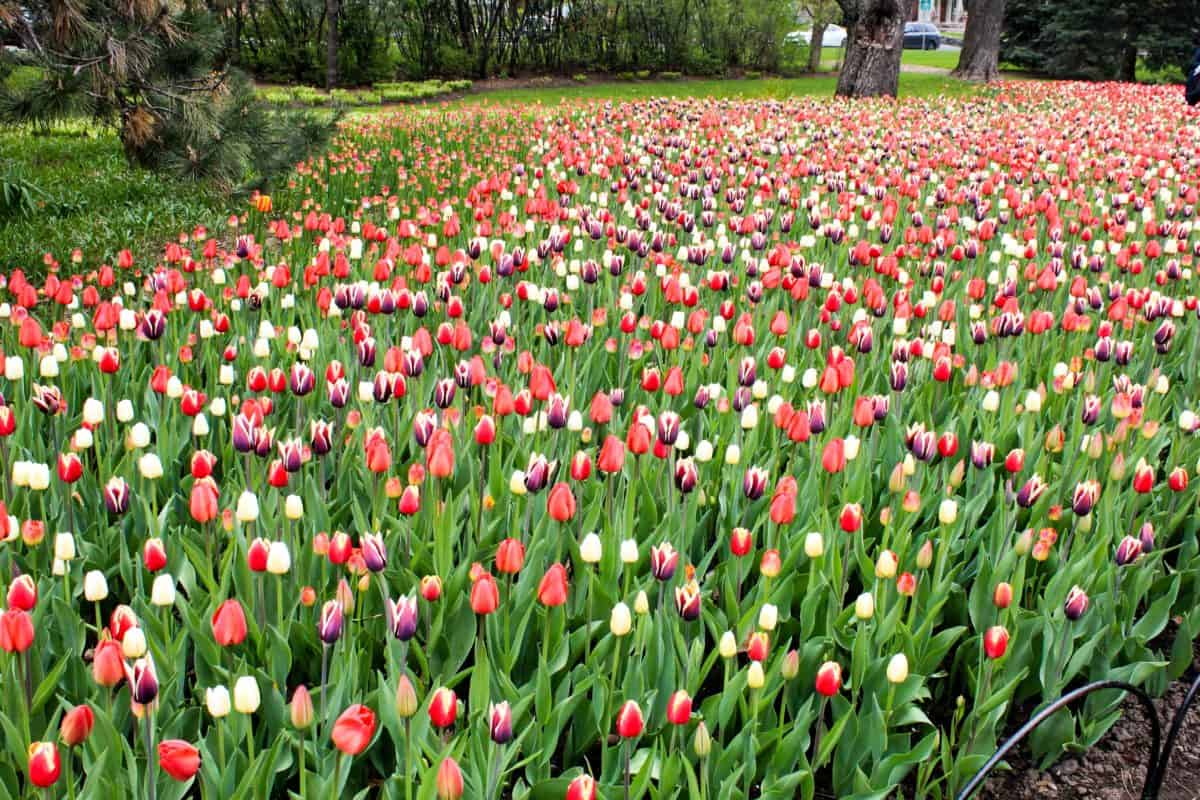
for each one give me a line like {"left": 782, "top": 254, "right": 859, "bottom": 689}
{"left": 952, "top": 0, "right": 1005, "bottom": 81}
{"left": 835, "top": 0, "right": 905, "bottom": 97}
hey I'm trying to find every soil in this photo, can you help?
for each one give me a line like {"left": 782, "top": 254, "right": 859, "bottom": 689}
{"left": 979, "top": 640, "right": 1200, "bottom": 800}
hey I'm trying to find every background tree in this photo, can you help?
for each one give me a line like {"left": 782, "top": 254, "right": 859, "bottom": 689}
{"left": 835, "top": 0, "right": 904, "bottom": 97}
{"left": 799, "top": 0, "right": 843, "bottom": 73}
{"left": 952, "top": 0, "right": 1004, "bottom": 81}
{"left": 1003, "top": 0, "right": 1199, "bottom": 81}
{"left": 0, "top": 0, "right": 332, "bottom": 191}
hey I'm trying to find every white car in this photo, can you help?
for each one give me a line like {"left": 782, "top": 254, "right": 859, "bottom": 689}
{"left": 786, "top": 25, "right": 848, "bottom": 48}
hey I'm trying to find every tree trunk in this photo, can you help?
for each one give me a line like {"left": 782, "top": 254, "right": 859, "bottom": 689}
{"left": 1119, "top": 42, "right": 1137, "bottom": 82}
{"left": 952, "top": 0, "right": 1004, "bottom": 81}
{"left": 325, "top": 0, "right": 339, "bottom": 90}
{"left": 808, "top": 23, "right": 827, "bottom": 72}
{"left": 835, "top": 0, "right": 905, "bottom": 97}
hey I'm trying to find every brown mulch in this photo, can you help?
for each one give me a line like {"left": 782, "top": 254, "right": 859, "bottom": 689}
{"left": 980, "top": 641, "right": 1200, "bottom": 800}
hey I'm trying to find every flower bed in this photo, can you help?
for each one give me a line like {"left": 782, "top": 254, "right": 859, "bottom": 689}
{"left": 1, "top": 80, "right": 1199, "bottom": 799}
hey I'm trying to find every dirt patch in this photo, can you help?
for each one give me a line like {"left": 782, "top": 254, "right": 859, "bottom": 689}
{"left": 980, "top": 644, "right": 1200, "bottom": 800}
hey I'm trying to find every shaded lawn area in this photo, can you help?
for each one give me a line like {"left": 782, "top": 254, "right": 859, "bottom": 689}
{"left": 0, "top": 121, "right": 225, "bottom": 275}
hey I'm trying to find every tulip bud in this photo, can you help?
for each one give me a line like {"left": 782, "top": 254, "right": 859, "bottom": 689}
{"left": 567, "top": 775, "right": 598, "bottom": 800}
{"left": 634, "top": 590, "right": 649, "bottom": 615}
{"left": 993, "top": 582, "right": 1013, "bottom": 609}
{"left": 938, "top": 499, "right": 958, "bottom": 525}
{"left": 285, "top": 495, "right": 304, "bottom": 519}
{"left": 693, "top": 721, "right": 712, "bottom": 757}
{"left": 855, "top": 592, "right": 875, "bottom": 620}
{"left": 983, "top": 626, "right": 1009, "bottom": 659}
{"left": 916, "top": 540, "right": 934, "bottom": 569}
{"left": 236, "top": 491, "right": 259, "bottom": 522}
{"left": 60, "top": 705, "right": 94, "bottom": 747}
{"left": 620, "top": 538, "right": 638, "bottom": 564}
{"left": 804, "top": 532, "right": 824, "bottom": 558}
{"left": 719, "top": 630, "right": 738, "bottom": 659}
{"left": 886, "top": 653, "right": 909, "bottom": 684}
{"left": 747, "top": 661, "right": 765, "bottom": 689}
{"left": 290, "top": 685, "right": 314, "bottom": 728}
{"left": 615, "top": 700, "right": 644, "bottom": 738}
{"left": 206, "top": 686, "right": 231, "bottom": 718}
{"left": 875, "top": 550, "right": 898, "bottom": 579}
{"left": 122, "top": 627, "right": 147, "bottom": 659}
{"left": 395, "top": 675, "right": 418, "bottom": 718}
{"left": 758, "top": 603, "right": 778, "bottom": 631}
{"left": 234, "top": 676, "right": 260, "bottom": 714}
{"left": 150, "top": 574, "right": 175, "bottom": 607}
{"left": 54, "top": 532, "right": 75, "bottom": 562}
{"left": 579, "top": 532, "right": 602, "bottom": 564}
{"left": 610, "top": 603, "right": 632, "bottom": 636}
{"left": 815, "top": 661, "right": 842, "bottom": 696}
{"left": 781, "top": 649, "right": 800, "bottom": 680}
{"left": 436, "top": 757, "right": 464, "bottom": 800}
{"left": 1064, "top": 586, "right": 1089, "bottom": 620}
{"left": 489, "top": 701, "right": 514, "bottom": 744}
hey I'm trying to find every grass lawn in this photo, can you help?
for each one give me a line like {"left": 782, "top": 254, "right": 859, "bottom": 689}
{"left": 450, "top": 71, "right": 982, "bottom": 107}
{"left": 822, "top": 47, "right": 961, "bottom": 71}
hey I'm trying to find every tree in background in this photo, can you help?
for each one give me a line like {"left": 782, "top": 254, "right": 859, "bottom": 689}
{"left": 799, "top": 0, "right": 843, "bottom": 73}
{"left": 1003, "top": 0, "right": 1200, "bottom": 82}
{"left": 835, "top": 0, "right": 904, "bottom": 97}
{"left": 952, "top": 0, "right": 1004, "bottom": 81}
{"left": 0, "top": 0, "right": 332, "bottom": 192}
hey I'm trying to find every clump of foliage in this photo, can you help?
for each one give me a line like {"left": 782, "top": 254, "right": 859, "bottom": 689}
{"left": 0, "top": 0, "right": 333, "bottom": 193}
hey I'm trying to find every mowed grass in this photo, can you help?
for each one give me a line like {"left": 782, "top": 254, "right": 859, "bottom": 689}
{"left": 822, "top": 47, "right": 962, "bottom": 71}
{"left": 450, "top": 71, "right": 983, "bottom": 107}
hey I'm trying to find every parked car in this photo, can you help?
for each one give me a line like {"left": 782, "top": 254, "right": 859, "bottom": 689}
{"left": 786, "top": 25, "right": 849, "bottom": 49}
{"left": 903, "top": 22, "right": 941, "bottom": 50}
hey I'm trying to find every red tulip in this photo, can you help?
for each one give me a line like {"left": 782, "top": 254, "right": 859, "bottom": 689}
{"left": 247, "top": 537, "right": 270, "bottom": 572}
{"left": 331, "top": 704, "right": 377, "bottom": 756}
{"left": 211, "top": 599, "right": 247, "bottom": 647}
{"left": 537, "top": 563, "right": 569, "bottom": 607}
{"left": 495, "top": 538, "right": 525, "bottom": 574}
{"left": 666, "top": 690, "right": 692, "bottom": 725}
{"left": 436, "top": 757, "right": 464, "bottom": 800}
{"left": 0, "top": 608, "right": 34, "bottom": 653}
{"left": 597, "top": 435, "right": 626, "bottom": 474}
{"left": 815, "top": 661, "right": 842, "bottom": 697}
{"left": 157, "top": 740, "right": 201, "bottom": 781}
{"left": 60, "top": 704, "right": 94, "bottom": 747}
{"left": 92, "top": 638, "right": 125, "bottom": 687}
{"left": 821, "top": 438, "right": 846, "bottom": 474}
{"left": 420, "top": 575, "right": 443, "bottom": 602}
{"left": 839, "top": 503, "right": 862, "bottom": 533}
{"left": 983, "top": 626, "right": 1009, "bottom": 659}
{"left": 427, "top": 429, "right": 456, "bottom": 479}
{"left": 143, "top": 538, "right": 167, "bottom": 572}
{"left": 189, "top": 477, "right": 220, "bottom": 524}
{"left": 993, "top": 582, "right": 1013, "bottom": 609}
{"left": 471, "top": 573, "right": 500, "bottom": 615}
{"left": 28, "top": 742, "right": 60, "bottom": 787}
{"left": 746, "top": 632, "right": 770, "bottom": 662}
{"left": 57, "top": 453, "right": 83, "bottom": 483}
{"left": 429, "top": 687, "right": 457, "bottom": 729}
{"left": 546, "top": 482, "right": 577, "bottom": 522}
{"left": 615, "top": 700, "right": 644, "bottom": 738}
{"left": 566, "top": 775, "right": 598, "bottom": 800}
{"left": 6, "top": 574, "right": 36, "bottom": 611}
{"left": 729, "top": 527, "right": 752, "bottom": 557}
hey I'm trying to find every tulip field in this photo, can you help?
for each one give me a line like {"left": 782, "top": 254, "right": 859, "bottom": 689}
{"left": 3, "top": 79, "right": 1200, "bottom": 800}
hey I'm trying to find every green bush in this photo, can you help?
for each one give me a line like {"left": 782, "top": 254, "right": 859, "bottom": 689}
{"left": 616, "top": 71, "right": 636, "bottom": 81}
{"left": 635, "top": 69, "right": 651, "bottom": 79}
{"left": 743, "top": 69, "right": 762, "bottom": 79}
{"left": 657, "top": 71, "right": 683, "bottom": 81}
{"left": 572, "top": 73, "right": 590, "bottom": 83}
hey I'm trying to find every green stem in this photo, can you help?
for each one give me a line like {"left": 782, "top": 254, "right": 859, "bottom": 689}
{"left": 145, "top": 710, "right": 157, "bottom": 800}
